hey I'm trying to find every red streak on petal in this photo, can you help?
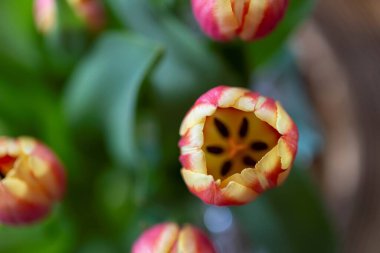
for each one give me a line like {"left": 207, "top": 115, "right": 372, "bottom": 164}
{"left": 265, "top": 164, "right": 283, "bottom": 188}
{"left": 132, "top": 223, "right": 173, "bottom": 253}
{"left": 0, "top": 183, "right": 50, "bottom": 225}
{"left": 189, "top": 181, "right": 248, "bottom": 206}
{"left": 235, "top": 2, "right": 251, "bottom": 34}
{"left": 191, "top": 0, "right": 230, "bottom": 41}
{"left": 253, "top": 0, "right": 289, "bottom": 40}
{"left": 195, "top": 85, "right": 228, "bottom": 106}
{"left": 179, "top": 154, "right": 193, "bottom": 170}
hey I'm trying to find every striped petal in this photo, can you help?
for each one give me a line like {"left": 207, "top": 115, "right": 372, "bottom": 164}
{"left": 132, "top": 223, "right": 216, "bottom": 253}
{"left": 191, "top": 0, "right": 289, "bottom": 41}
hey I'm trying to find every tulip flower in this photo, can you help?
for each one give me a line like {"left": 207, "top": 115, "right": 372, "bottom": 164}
{"left": 179, "top": 86, "right": 298, "bottom": 206}
{"left": 192, "top": 0, "right": 288, "bottom": 41}
{"left": 132, "top": 222, "right": 216, "bottom": 253}
{"left": 67, "top": 0, "right": 106, "bottom": 31}
{"left": 34, "top": 0, "right": 57, "bottom": 34}
{"left": 0, "top": 137, "right": 66, "bottom": 225}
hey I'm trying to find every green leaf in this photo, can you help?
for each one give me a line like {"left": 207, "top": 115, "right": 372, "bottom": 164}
{"left": 64, "top": 32, "right": 162, "bottom": 168}
{"left": 107, "top": 0, "right": 241, "bottom": 167}
{"left": 0, "top": 207, "right": 74, "bottom": 253}
{"left": 107, "top": 0, "right": 239, "bottom": 99}
{"left": 247, "top": 0, "right": 315, "bottom": 68}
{"left": 0, "top": 1, "right": 42, "bottom": 76}
{"left": 233, "top": 169, "right": 336, "bottom": 253}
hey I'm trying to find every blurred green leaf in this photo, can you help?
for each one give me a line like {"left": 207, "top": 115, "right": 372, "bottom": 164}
{"left": 247, "top": 0, "right": 315, "bottom": 68}
{"left": 64, "top": 31, "right": 162, "bottom": 168}
{"left": 107, "top": 0, "right": 241, "bottom": 167}
{"left": 0, "top": 81, "right": 77, "bottom": 176}
{"left": 108, "top": 0, "right": 239, "bottom": 98}
{"left": 0, "top": 1, "right": 42, "bottom": 77}
{"left": 0, "top": 207, "right": 74, "bottom": 253}
{"left": 234, "top": 169, "right": 336, "bottom": 253}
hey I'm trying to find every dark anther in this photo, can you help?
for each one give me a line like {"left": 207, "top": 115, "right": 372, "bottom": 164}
{"left": 243, "top": 156, "right": 257, "bottom": 167}
{"left": 214, "top": 118, "right": 230, "bottom": 138}
{"left": 251, "top": 141, "right": 268, "bottom": 151}
{"left": 221, "top": 160, "right": 233, "bottom": 176}
{"left": 239, "top": 117, "right": 249, "bottom": 138}
{"left": 206, "top": 146, "right": 224, "bottom": 154}
{"left": 0, "top": 170, "right": 4, "bottom": 179}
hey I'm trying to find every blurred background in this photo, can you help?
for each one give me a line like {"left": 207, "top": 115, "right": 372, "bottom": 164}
{"left": 0, "top": 0, "right": 379, "bottom": 252}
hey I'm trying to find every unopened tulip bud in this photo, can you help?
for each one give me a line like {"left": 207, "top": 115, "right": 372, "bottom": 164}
{"left": 0, "top": 137, "right": 66, "bottom": 225}
{"left": 192, "top": 0, "right": 288, "bottom": 41}
{"left": 179, "top": 86, "right": 298, "bottom": 206}
{"left": 34, "top": 0, "right": 57, "bottom": 34}
{"left": 132, "top": 222, "right": 216, "bottom": 253}
{"left": 67, "top": 0, "right": 106, "bottom": 31}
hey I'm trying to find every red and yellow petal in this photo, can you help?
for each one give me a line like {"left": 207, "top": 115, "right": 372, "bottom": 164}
{"left": 175, "top": 225, "right": 216, "bottom": 253}
{"left": 181, "top": 169, "right": 257, "bottom": 206}
{"left": 250, "top": 0, "right": 289, "bottom": 40}
{"left": 132, "top": 223, "right": 216, "bottom": 253}
{"left": 192, "top": 0, "right": 228, "bottom": 41}
{"left": 180, "top": 103, "right": 216, "bottom": 136}
{"left": 0, "top": 182, "right": 50, "bottom": 225}
{"left": 132, "top": 223, "right": 180, "bottom": 253}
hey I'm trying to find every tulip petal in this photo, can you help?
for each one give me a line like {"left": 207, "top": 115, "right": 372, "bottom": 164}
{"left": 176, "top": 225, "right": 216, "bottom": 253}
{"left": 240, "top": 0, "right": 268, "bottom": 40}
{"left": 180, "top": 103, "right": 216, "bottom": 136}
{"left": 180, "top": 149, "right": 207, "bottom": 174}
{"left": 132, "top": 223, "right": 216, "bottom": 253}
{"left": 214, "top": 0, "right": 240, "bottom": 38}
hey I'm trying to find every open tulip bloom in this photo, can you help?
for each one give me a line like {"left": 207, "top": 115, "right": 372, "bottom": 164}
{"left": 132, "top": 222, "right": 216, "bottom": 253}
{"left": 179, "top": 86, "right": 298, "bottom": 206}
{"left": 192, "top": 0, "right": 288, "bottom": 41}
{"left": 0, "top": 137, "right": 65, "bottom": 225}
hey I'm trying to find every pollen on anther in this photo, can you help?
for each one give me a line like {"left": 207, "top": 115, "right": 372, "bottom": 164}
{"left": 221, "top": 160, "right": 232, "bottom": 176}
{"left": 239, "top": 117, "right": 249, "bottom": 138}
{"left": 251, "top": 141, "right": 268, "bottom": 151}
{"left": 206, "top": 146, "right": 224, "bottom": 154}
{"left": 242, "top": 155, "right": 256, "bottom": 167}
{"left": 214, "top": 118, "right": 230, "bottom": 138}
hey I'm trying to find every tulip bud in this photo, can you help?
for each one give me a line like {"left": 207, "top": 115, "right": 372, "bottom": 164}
{"left": 132, "top": 222, "right": 216, "bottom": 253}
{"left": 67, "top": 0, "right": 106, "bottom": 31}
{"left": 34, "top": 0, "right": 57, "bottom": 34}
{"left": 179, "top": 86, "right": 298, "bottom": 206}
{"left": 192, "top": 0, "right": 288, "bottom": 41}
{"left": 0, "top": 137, "right": 66, "bottom": 225}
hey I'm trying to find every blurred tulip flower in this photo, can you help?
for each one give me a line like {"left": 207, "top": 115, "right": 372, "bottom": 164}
{"left": 192, "top": 0, "right": 288, "bottom": 41}
{"left": 67, "top": 0, "right": 106, "bottom": 31}
{"left": 132, "top": 222, "right": 216, "bottom": 253}
{"left": 34, "top": 0, "right": 57, "bottom": 34}
{"left": 179, "top": 86, "right": 298, "bottom": 206}
{"left": 0, "top": 137, "right": 66, "bottom": 225}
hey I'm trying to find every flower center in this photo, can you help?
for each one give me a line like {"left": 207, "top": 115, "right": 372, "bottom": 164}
{"left": 202, "top": 108, "right": 280, "bottom": 181}
{"left": 0, "top": 155, "right": 17, "bottom": 180}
